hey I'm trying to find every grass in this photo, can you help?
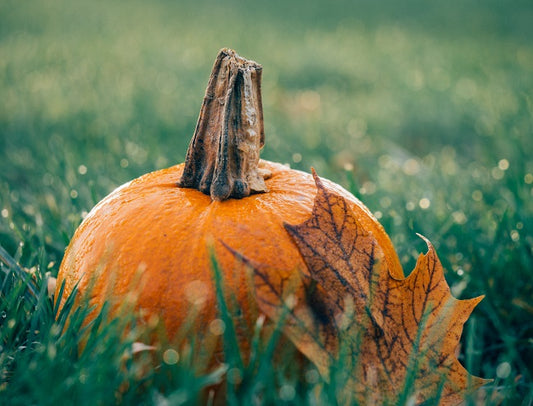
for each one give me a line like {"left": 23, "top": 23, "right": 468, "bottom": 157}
{"left": 1, "top": 0, "right": 532, "bottom": 403}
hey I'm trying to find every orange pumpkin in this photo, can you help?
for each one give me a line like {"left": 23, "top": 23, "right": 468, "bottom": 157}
{"left": 55, "top": 49, "right": 401, "bottom": 353}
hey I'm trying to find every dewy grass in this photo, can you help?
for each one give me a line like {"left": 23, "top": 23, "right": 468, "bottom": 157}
{"left": 0, "top": 243, "right": 527, "bottom": 405}
{"left": 1, "top": 247, "right": 226, "bottom": 405}
{"left": 210, "top": 251, "right": 244, "bottom": 373}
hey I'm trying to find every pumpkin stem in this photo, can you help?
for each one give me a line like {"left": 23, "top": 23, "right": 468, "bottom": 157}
{"left": 178, "top": 48, "right": 269, "bottom": 201}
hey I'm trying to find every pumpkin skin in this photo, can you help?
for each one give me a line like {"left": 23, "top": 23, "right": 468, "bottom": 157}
{"left": 56, "top": 160, "right": 402, "bottom": 343}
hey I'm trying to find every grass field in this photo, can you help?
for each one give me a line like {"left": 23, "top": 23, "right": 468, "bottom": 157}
{"left": 1, "top": 0, "right": 532, "bottom": 404}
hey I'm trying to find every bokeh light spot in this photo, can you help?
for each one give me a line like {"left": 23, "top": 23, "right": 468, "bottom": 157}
{"left": 163, "top": 349, "right": 179, "bottom": 365}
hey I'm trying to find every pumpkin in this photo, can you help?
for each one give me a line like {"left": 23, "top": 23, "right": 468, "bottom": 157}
{"left": 55, "top": 48, "right": 401, "bottom": 354}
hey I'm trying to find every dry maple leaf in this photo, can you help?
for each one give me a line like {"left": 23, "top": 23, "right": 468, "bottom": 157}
{"left": 230, "top": 170, "right": 489, "bottom": 405}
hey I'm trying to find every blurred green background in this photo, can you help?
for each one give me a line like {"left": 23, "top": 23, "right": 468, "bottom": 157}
{"left": 1, "top": 0, "right": 532, "bottom": 402}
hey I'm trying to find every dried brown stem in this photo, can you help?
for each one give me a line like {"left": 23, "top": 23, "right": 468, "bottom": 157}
{"left": 178, "top": 48, "right": 268, "bottom": 201}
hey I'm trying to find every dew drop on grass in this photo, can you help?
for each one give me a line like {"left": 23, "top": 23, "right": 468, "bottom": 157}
{"left": 50, "top": 324, "right": 61, "bottom": 336}
{"left": 496, "top": 362, "right": 511, "bottom": 379}
{"left": 1, "top": 208, "right": 8, "bottom": 218}
{"left": 209, "top": 318, "right": 225, "bottom": 336}
{"left": 347, "top": 118, "right": 367, "bottom": 138}
{"left": 402, "top": 158, "right": 420, "bottom": 175}
{"left": 472, "top": 190, "right": 483, "bottom": 201}
{"left": 43, "top": 173, "right": 54, "bottom": 186}
{"left": 360, "top": 181, "right": 376, "bottom": 195}
{"left": 491, "top": 167, "right": 504, "bottom": 180}
{"left": 405, "top": 395, "right": 417, "bottom": 406}
{"left": 284, "top": 294, "right": 296, "bottom": 309}
{"left": 498, "top": 159, "right": 509, "bottom": 171}
{"left": 227, "top": 368, "right": 242, "bottom": 385}
{"left": 451, "top": 279, "right": 467, "bottom": 297}
{"left": 393, "top": 215, "right": 403, "bottom": 226}
{"left": 299, "top": 90, "right": 320, "bottom": 111}
{"left": 419, "top": 198, "right": 431, "bottom": 209}
{"left": 279, "top": 384, "right": 296, "bottom": 401}
{"left": 47, "top": 343, "right": 57, "bottom": 359}
{"left": 452, "top": 211, "right": 467, "bottom": 224}
{"left": 163, "top": 348, "right": 179, "bottom": 365}
{"left": 305, "top": 369, "right": 319, "bottom": 384}
{"left": 380, "top": 197, "right": 392, "bottom": 209}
